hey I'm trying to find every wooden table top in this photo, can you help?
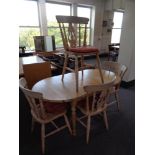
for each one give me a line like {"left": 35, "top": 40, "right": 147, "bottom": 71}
{"left": 32, "top": 69, "right": 121, "bottom": 102}
{"left": 19, "top": 55, "right": 56, "bottom": 76}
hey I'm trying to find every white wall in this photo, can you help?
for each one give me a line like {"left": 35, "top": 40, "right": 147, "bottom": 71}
{"left": 118, "top": 0, "right": 135, "bottom": 82}
{"left": 104, "top": 0, "right": 125, "bottom": 11}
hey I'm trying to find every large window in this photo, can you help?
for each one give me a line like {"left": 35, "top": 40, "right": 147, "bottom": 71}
{"left": 19, "top": 0, "right": 40, "bottom": 51}
{"left": 19, "top": 1, "right": 94, "bottom": 51}
{"left": 111, "top": 11, "right": 123, "bottom": 43}
{"left": 77, "top": 6, "right": 92, "bottom": 45}
{"left": 46, "top": 3, "right": 71, "bottom": 48}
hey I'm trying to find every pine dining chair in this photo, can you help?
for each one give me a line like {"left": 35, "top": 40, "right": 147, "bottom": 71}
{"left": 77, "top": 81, "right": 114, "bottom": 143}
{"left": 102, "top": 61, "right": 127, "bottom": 110}
{"left": 56, "top": 15, "right": 104, "bottom": 92}
{"left": 19, "top": 77, "right": 72, "bottom": 154}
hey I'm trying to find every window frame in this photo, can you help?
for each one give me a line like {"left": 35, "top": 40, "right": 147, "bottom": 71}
{"left": 45, "top": 1, "right": 72, "bottom": 48}
{"left": 19, "top": 0, "right": 41, "bottom": 29}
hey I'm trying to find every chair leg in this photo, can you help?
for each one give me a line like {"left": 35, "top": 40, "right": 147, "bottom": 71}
{"left": 75, "top": 56, "right": 79, "bottom": 92}
{"left": 31, "top": 117, "right": 35, "bottom": 132}
{"left": 81, "top": 55, "right": 84, "bottom": 78}
{"left": 96, "top": 53, "right": 104, "bottom": 83}
{"left": 108, "top": 53, "right": 110, "bottom": 61}
{"left": 115, "top": 91, "right": 120, "bottom": 111}
{"left": 64, "top": 114, "right": 72, "bottom": 134}
{"left": 86, "top": 115, "right": 91, "bottom": 144}
{"left": 103, "top": 111, "right": 109, "bottom": 130}
{"left": 71, "top": 99, "right": 77, "bottom": 136}
{"left": 62, "top": 53, "right": 68, "bottom": 81}
{"left": 41, "top": 124, "right": 45, "bottom": 155}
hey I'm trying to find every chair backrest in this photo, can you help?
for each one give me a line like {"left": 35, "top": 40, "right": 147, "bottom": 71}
{"left": 102, "top": 61, "right": 127, "bottom": 80}
{"left": 83, "top": 82, "right": 114, "bottom": 114}
{"left": 19, "top": 77, "right": 46, "bottom": 121}
{"left": 56, "top": 15, "right": 89, "bottom": 50}
{"left": 23, "top": 62, "right": 51, "bottom": 89}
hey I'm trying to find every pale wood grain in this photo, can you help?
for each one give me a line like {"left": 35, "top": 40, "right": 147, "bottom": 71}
{"left": 32, "top": 69, "right": 120, "bottom": 102}
{"left": 32, "top": 69, "right": 120, "bottom": 136}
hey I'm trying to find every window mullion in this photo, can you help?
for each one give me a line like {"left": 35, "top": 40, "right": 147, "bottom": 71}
{"left": 38, "top": 0, "right": 48, "bottom": 35}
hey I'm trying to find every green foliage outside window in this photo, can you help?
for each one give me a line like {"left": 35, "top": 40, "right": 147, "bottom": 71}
{"left": 48, "top": 27, "right": 63, "bottom": 48}
{"left": 19, "top": 27, "right": 40, "bottom": 51}
{"left": 19, "top": 22, "right": 90, "bottom": 50}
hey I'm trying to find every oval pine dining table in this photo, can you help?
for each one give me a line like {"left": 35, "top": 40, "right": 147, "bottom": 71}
{"left": 32, "top": 69, "right": 120, "bottom": 135}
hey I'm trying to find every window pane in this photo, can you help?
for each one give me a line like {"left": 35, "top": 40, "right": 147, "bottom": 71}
{"left": 77, "top": 6, "right": 91, "bottom": 26}
{"left": 111, "top": 29, "right": 121, "bottom": 43}
{"left": 77, "top": 28, "right": 90, "bottom": 45}
{"left": 46, "top": 3, "right": 71, "bottom": 27}
{"left": 77, "top": 6, "right": 91, "bottom": 45}
{"left": 19, "top": 28, "right": 40, "bottom": 50}
{"left": 19, "top": 0, "right": 39, "bottom": 26}
{"left": 48, "top": 28, "right": 63, "bottom": 48}
{"left": 113, "top": 12, "right": 123, "bottom": 28}
{"left": 46, "top": 3, "right": 71, "bottom": 48}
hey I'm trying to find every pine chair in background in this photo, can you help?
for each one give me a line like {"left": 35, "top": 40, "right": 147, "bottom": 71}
{"left": 102, "top": 61, "right": 127, "bottom": 110}
{"left": 108, "top": 43, "right": 120, "bottom": 61}
{"left": 77, "top": 81, "right": 114, "bottom": 143}
{"left": 56, "top": 15, "right": 104, "bottom": 92}
{"left": 19, "top": 77, "right": 72, "bottom": 154}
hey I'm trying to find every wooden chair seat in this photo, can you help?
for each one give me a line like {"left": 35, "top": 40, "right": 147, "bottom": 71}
{"left": 43, "top": 101, "right": 67, "bottom": 114}
{"left": 32, "top": 106, "right": 66, "bottom": 123}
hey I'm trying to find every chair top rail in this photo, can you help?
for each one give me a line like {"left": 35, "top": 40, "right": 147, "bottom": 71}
{"left": 56, "top": 15, "right": 89, "bottom": 24}
{"left": 84, "top": 81, "right": 115, "bottom": 93}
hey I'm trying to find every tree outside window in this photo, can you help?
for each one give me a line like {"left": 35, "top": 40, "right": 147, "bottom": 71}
{"left": 19, "top": 0, "right": 40, "bottom": 51}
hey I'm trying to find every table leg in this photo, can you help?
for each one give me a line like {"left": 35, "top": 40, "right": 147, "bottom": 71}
{"left": 71, "top": 99, "right": 77, "bottom": 136}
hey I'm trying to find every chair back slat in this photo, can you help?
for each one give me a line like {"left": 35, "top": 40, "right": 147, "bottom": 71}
{"left": 120, "top": 65, "right": 127, "bottom": 79}
{"left": 83, "top": 24, "right": 87, "bottom": 46}
{"left": 68, "top": 23, "right": 77, "bottom": 48}
{"left": 56, "top": 15, "right": 89, "bottom": 50}
{"left": 84, "top": 82, "right": 114, "bottom": 113}
{"left": 102, "top": 61, "right": 127, "bottom": 80}
{"left": 56, "top": 15, "right": 89, "bottom": 24}
{"left": 79, "top": 24, "right": 81, "bottom": 47}
{"left": 61, "top": 23, "right": 69, "bottom": 50}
